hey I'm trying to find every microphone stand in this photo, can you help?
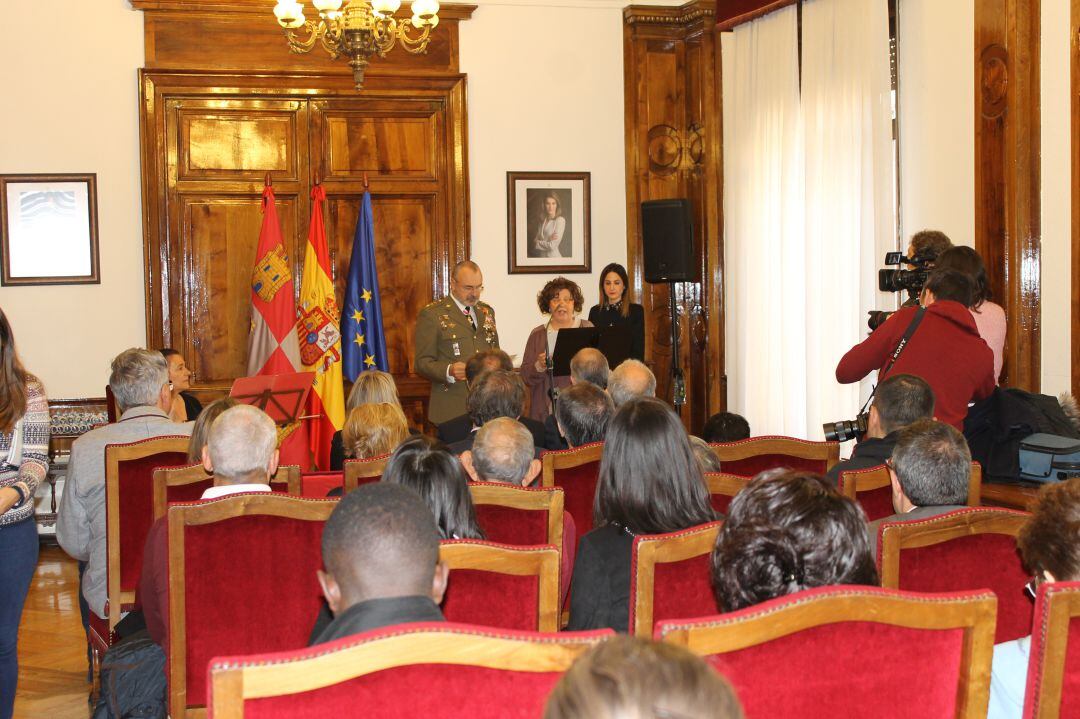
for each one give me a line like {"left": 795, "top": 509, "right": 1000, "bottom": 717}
{"left": 545, "top": 332, "right": 558, "bottom": 417}
{"left": 669, "top": 284, "right": 685, "bottom": 407}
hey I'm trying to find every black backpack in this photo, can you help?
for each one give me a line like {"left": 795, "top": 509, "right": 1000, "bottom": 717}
{"left": 92, "top": 630, "right": 167, "bottom": 719}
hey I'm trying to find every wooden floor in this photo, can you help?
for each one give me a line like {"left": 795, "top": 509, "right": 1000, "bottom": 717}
{"left": 14, "top": 545, "right": 89, "bottom": 719}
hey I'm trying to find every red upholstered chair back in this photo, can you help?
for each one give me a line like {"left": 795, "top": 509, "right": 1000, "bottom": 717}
{"left": 658, "top": 586, "right": 998, "bottom": 719}
{"left": 469, "top": 482, "right": 565, "bottom": 548}
{"left": 540, "top": 442, "right": 603, "bottom": 536}
{"left": 841, "top": 463, "right": 983, "bottom": 521}
{"left": 629, "top": 521, "right": 722, "bottom": 638}
{"left": 1024, "top": 581, "right": 1080, "bottom": 719}
{"left": 207, "top": 623, "right": 615, "bottom": 719}
{"left": 439, "top": 540, "right": 561, "bottom": 632}
{"left": 301, "top": 470, "right": 343, "bottom": 497}
{"left": 877, "top": 507, "right": 1031, "bottom": 644}
{"left": 153, "top": 464, "right": 213, "bottom": 520}
{"left": 167, "top": 494, "right": 337, "bottom": 718}
{"left": 342, "top": 453, "right": 390, "bottom": 493}
{"left": 703, "top": 473, "right": 748, "bottom": 515}
{"left": 269, "top": 464, "right": 301, "bottom": 495}
{"left": 708, "top": 436, "right": 840, "bottom": 477}
{"left": 104, "top": 436, "right": 189, "bottom": 632}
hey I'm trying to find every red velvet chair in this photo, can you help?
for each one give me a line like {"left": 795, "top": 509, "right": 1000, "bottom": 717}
{"left": 439, "top": 540, "right": 561, "bottom": 632}
{"left": 658, "top": 586, "right": 998, "bottom": 719}
{"left": 207, "top": 623, "right": 614, "bottom": 719}
{"left": 300, "top": 470, "right": 343, "bottom": 497}
{"left": 94, "top": 436, "right": 189, "bottom": 657}
{"left": 153, "top": 464, "right": 303, "bottom": 519}
{"left": 166, "top": 494, "right": 337, "bottom": 719}
{"left": 840, "top": 462, "right": 983, "bottom": 522}
{"left": 703, "top": 473, "right": 748, "bottom": 514}
{"left": 877, "top": 507, "right": 1031, "bottom": 644}
{"left": 270, "top": 464, "right": 301, "bottom": 495}
{"left": 1024, "top": 581, "right": 1080, "bottom": 718}
{"left": 628, "top": 521, "right": 723, "bottom": 637}
{"left": 342, "top": 453, "right": 390, "bottom": 493}
{"left": 708, "top": 436, "right": 840, "bottom": 477}
{"left": 469, "top": 482, "right": 565, "bottom": 548}
{"left": 540, "top": 442, "right": 603, "bottom": 536}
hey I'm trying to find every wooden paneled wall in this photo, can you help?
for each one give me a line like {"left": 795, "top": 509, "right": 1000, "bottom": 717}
{"left": 1073, "top": 0, "right": 1080, "bottom": 399}
{"left": 133, "top": 1, "right": 474, "bottom": 425}
{"left": 623, "top": 1, "right": 722, "bottom": 434}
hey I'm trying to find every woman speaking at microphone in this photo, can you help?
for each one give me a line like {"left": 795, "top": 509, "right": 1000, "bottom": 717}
{"left": 521, "top": 278, "right": 593, "bottom": 422}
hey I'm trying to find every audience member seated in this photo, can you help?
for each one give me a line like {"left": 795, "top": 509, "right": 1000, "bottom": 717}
{"left": 554, "top": 383, "right": 614, "bottom": 449}
{"left": 139, "top": 404, "right": 278, "bottom": 649}
{"left": 988, "top": 479, "right": 1080, "bottom": 718}
{"left": 159, "top": 348, "right": 202, "bottom": 422}
{"left": 330, "top": 369, "right": 411, "bottom": 470}
{"left": 567, "top": 398, "right": 716, "bottom": 632}
{"left": 935, "top": 245, "right": 1006, "bottom": 383}
{"left": 689, "top": 436, "right": 723, "bottom": 474}
{"left": 521, "top": 278, "right": 594, "bottom": 423}
{"left": 312, "top": 482, "right": 447, "bottom": 645}
{"left": 437, "top": 349, "right": 534, "bottom": 443}
{"left": 868, "top": 419, "right": 972, "bottom": 554}
{"left": 607, "top": 359, "right": 656, "bottom": 408}
{"left": 341, "top": 402, "right": 409, "bottom": 461}
{"left": 185, "top": 396, "right": 237, "bottom": 464}
{"left": 544, "top": 347, "right": 611, "bottom": 450}
{"left": 825, "top": 374, "right": 935, "bottom": 483}
{"left": 710, "top": 470, "right": 878, "bottom": 612}
{"left": 544, "top": 635, "right": 744, "bottom": 719}
{"left": 460, "top": 418, "right": 542, "bottom": 488}
{"left": 700, "top": 412, "right": 751, "bottom": 443}
{"left": 57, "top": 348, "right": 194, "bottom": 623}
{"left": 447, "top": 370, "right": 542, "bottom": 455}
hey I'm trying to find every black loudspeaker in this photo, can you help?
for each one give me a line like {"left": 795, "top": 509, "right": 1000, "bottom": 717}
{"left": 641, "top": 199, "right": 698, "bottom": 283}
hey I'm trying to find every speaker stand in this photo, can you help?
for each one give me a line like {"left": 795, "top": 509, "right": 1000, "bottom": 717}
{"left": 668, "top": 284, "right": 686, "bottom": 407}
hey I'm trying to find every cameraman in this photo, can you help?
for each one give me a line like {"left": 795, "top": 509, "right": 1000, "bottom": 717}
{"left": 906, "top": 229, "right": 952, "bottom": 268}
{"left": 836, "top": 268, "right": 995, "bottom": 430}
{"left": 825, "top": 374, "right": 934, "bottom": 483}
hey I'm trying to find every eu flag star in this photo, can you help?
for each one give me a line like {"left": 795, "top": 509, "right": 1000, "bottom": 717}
{"left": 361, "top": 288, "right": 373, "bottom": 303}
{"left": 352, "top": 308, "right": 364, "bottom": 323}
{"left": 364, "top": 354, "right": 376, "bottom": 367}
{"left": 353, "top": 334, "right": 365, "bottom": 348}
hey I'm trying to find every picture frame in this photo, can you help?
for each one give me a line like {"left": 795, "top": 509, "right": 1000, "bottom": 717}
{"left": 0, "top": 173, "right": 100, "bottom": 286}
{"left": 506, "top": 171, "right": 591, "bottom": 274}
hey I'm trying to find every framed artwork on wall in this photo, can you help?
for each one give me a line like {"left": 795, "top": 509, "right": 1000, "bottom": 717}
{"left": 506, "top": 171, "right": 591, "bottom": 274}
{"left": 0, "top": 173, "right": 100, "bottom": 286}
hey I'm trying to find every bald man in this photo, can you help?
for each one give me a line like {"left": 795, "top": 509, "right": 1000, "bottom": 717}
{"left": 608, "top": 359, "right": 657, "bottom": 408}
{"left": 414, "top": 261, "right": 500, "bottom": 425}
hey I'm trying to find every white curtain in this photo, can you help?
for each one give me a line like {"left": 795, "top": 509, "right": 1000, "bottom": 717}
{"left": 723, "top": 0, "right": 895, "bottom": 438}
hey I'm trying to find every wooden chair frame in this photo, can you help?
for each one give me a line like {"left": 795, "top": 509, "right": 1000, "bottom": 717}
{"left": 840, "top": 462, "right": 983, "bottom": 510}
{"left": 1024, "top": 581, "right": 1080, "bottom": 719}
{"left": 658, "top": 586, "right": 998, "bottom": 719}
{"left": 207, "top": 623, "right": 613, "bottom": 719}
{"left": 630, "top": 521, "right": 723, "bottom": 638}
{"left": 708, "top": 436, "right": 841, "bottom": 472}
{"left": 877, "top": 507, "right": 1030, "bottom": 588}
{"left": 271, "top": 464, "right": 301, "bottom": 495}
{"left": 439, "top": 540, "right": 562, "bottom": 632}
{"left": 343, "top": 453, "right": 390, "bottom": 493}
{"left": 167, "top": 494, "right": 338, "bottom": 719}
{"left": 468, "top": 481, "right": 565, "bottom": 550}
{"left": 152, "top": 464, "right": 302, "bottom": 520}
{"left": 104, "top": 435, "right": 190, "bottom": 632}
{"left": 703, "top": 472, "right": 748, "bottom": 505}
{"left": 540, "top": 441, "right": 603, "bottom": 488}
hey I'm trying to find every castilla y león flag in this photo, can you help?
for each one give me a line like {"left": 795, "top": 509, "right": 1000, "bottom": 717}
{"left": 296, "top": 184, "right": 345, "bottom": 470}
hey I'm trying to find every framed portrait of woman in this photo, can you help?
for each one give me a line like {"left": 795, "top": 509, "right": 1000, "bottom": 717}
{"left": 506, "top": 171, "right": 591, "bottom": 274}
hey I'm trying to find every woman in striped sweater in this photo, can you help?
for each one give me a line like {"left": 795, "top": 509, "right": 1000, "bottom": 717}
{"left": 0, "top": 310, "right": 49, "bottom": 719}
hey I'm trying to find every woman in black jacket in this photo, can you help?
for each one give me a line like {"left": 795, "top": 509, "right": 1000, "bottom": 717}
{"left": 587, "top": 263, "right": 645, "bottom": 361}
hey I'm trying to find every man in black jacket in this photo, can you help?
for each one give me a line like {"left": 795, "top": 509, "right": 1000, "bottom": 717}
{"left": 826, "top": 374, "right": 935, "bottom": 484}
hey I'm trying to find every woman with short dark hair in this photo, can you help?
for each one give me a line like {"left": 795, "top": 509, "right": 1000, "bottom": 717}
{"left": 566, "top": 398, "right": 716, "bottom": 632}
{"left": 520, "top": 277, "right": 593, "bottom": 422}
{"left": 710, "top": 470, "right": 878, "bottom": 613}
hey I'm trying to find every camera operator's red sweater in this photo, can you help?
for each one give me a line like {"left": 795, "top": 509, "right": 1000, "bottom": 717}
{"left": 835, "top": 300, "right": 995, "bottom": 429}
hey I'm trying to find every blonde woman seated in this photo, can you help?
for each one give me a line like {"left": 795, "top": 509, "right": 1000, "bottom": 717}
{"left": 341, "top": 403, "right": 410, "bottom": 463}
{"left": 331, "top": 370, "right": 411, "bottom": 470}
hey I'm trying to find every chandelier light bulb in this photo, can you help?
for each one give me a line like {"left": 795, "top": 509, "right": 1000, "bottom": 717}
{"left": 372, "top": 0, "right": 402, "bottom": 17}
{"left": 411, "top": 0, "right": 439, "bottom": 20}
{"left": 273, "top": 0, "right": 306, "bottom": 28}
{"left": 312, "top": 0, "right": 343, "bottom": 11}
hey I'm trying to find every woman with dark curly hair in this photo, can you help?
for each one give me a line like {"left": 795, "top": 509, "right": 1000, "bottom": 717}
{"left": 520, "top": 277, "right": 593, "bottom": 421}
{"left": 710, "top": 469, "right": 878, "bottom": 613}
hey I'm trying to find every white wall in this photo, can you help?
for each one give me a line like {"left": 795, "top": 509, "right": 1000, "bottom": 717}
{"left": 0, "top": 1, "right": 146, "bottom": 399}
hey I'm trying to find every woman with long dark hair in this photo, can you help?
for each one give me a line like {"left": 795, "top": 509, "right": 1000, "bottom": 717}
{"left": 566, "top": 397, "right": 716, "bottom": 632}
{"left": 0, "top": 310, "right": 49, "bottom": 719}
{"left": 382, "top": 435, "right": 484, "bottom": 540}
{"left": 933, "top": 246, "right": 1006, "bottom": 383}
{"left": 587, "top": 262, "right": 645, "bottom": 361}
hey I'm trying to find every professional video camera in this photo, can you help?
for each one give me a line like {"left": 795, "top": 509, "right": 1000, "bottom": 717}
{"left": 866, "top": 250, "right": 937, "bottom": 331}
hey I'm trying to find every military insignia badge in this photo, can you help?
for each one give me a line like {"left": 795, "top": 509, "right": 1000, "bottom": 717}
{"left": 297, "top": 304, "right": 342, "bottom": 370}
{"left": 252, "top": 245, "right": 291, "bottom": 303}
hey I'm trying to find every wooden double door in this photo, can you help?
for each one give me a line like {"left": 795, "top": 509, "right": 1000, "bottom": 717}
{"left": 140, "top": 72, "right": 470, "bottom": 421}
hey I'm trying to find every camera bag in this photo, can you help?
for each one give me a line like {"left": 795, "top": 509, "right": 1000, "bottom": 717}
{"left": 1018, "top": 433, "right": 1080, "bottom": 483}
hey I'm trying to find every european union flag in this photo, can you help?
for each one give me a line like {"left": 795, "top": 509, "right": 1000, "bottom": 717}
{"left": 341, "top": 191, "right": 389, "bottom": 380}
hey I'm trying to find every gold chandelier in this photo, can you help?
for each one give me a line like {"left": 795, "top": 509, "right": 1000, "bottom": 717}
{"left": 272, "top": 0, "right": 441, "bottom": 90}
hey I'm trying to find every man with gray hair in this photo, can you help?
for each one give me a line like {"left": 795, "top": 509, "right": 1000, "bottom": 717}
{"left": 58, "top": 348, "right": 194, "bottom": 622}
{"left": 544, "top": 347, "right": 612, "bottom": 450}
{"left": 555, "top": 383, "right": 614, "bottom": 448}
{"left": 868, "top": 419, "right": 972, "bottom": 552}
{"left": 460, "top": 417, "right": 541, "bottom": 487}
{"left": 447, "top": 370, "right": 543, "bottom": 455}
{"left": 139, "top": 404, "right": 279, "bottom": 648}
{"left": 608, "top": 359, "right": 657, "bottom": 408}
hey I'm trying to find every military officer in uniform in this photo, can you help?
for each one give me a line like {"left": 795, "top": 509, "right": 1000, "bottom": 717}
{"left": 414, "top": 261, "right": 500, "bottom": 425}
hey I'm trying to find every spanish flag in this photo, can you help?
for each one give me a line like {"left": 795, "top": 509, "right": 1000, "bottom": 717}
{"left": 296, "top": 184, "right": 345, "bottom": 470}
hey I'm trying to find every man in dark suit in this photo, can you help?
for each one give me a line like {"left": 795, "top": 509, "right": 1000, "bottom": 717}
{"left": 312, "top": 483, "right": 447, "bottom": 645}
{"left": 446, "top": 370, "right": 544, "bottom": 456}
{"left": 436, "top": 349, "right": 518, "bottom": 443}
{"left": 554, "top": 382, "right": 614, "bottom": 449}
{"left": 867, "top": 419, "right": 972, "bottom": 554}
{"left": 543, "top": 347, "right": 611, "bottom": 450}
